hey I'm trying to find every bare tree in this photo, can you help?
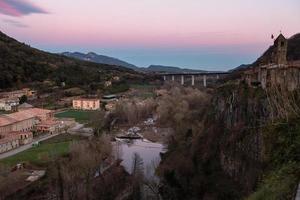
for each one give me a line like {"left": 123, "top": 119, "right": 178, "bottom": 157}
{"left": 51, "top": 135, "right": 112, "bottom": 200}
{"left": 114, "top": 98, "right": 156, "bottom": 125}
{"left": 89, "top": 110, "right": 106, "bottom": 136}
{"left": 131, "top": 153, "right": 144, "bottom": 200}
{"left": 144, "top": 159, "right": 162, "bottom": 200}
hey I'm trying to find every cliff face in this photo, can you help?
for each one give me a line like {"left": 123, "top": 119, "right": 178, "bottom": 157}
{"left": 159, "top": 83, "right": 300, "bottom": 199}
{"left": 213, "top": 84, "right": 268, "bottom": 193}
{"left": 213, "top": 83, "right": 300, "bottom": 196}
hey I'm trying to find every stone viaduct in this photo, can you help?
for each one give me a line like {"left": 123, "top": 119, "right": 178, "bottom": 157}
{"left": 160, "top": 72, "right": 229, "bottom": 87}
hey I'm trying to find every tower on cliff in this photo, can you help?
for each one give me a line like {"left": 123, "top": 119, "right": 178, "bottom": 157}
{"left": 272, "top": 33, "right": 288, "bottom": 65}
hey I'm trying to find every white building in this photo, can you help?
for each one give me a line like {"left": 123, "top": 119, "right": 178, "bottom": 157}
{"left": 0, "top": 98, "right": 19, "bottom": 111}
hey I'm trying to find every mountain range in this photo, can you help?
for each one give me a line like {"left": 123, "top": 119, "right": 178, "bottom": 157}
{"left": 146, "top": 65, "right": 207, "bottom": 73}
{"left": 62, "top": 52, "right": 210, "bottom": 73}
{"left": 61, "top": 52, "right": 140, "bottom": 71}
{"left": 0, "top": 31, "right": 142, "bottom": 89}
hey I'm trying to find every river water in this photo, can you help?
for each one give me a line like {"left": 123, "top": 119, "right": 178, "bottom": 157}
{"left": 114, "top": 139, "right": 166, "bottom": 178}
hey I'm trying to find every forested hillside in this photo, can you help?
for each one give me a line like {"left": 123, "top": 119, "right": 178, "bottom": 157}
{"left": 0, "top": 31, "right": 143, "bottom": 89}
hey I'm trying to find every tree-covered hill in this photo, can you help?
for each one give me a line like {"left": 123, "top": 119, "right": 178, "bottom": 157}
{"left": 0, "top": 31, "right": 144, "bottom": 89}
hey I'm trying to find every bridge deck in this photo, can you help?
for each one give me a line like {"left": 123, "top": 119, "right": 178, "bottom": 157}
{"left": 159, "top": 72, "right": 229, "bottom": 76}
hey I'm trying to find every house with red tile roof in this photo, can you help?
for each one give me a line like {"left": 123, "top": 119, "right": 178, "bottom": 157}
{"left": 0, "top": 107, "right": 54, "bottom": 154}
{"left": 0, "top": 108, "right": 54, "bottom": 135}
{"left": 35, "top": 120, "right": 60, "bottom": 134}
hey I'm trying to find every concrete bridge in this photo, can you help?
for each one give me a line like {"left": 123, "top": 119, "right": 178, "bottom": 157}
{"left": 160, "top": 72, "right": 229, "bottom": 87}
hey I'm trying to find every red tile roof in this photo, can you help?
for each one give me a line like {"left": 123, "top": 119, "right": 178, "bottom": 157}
{"left": 0, "top": 115, "right": 17, "bottom": 126}
{"left": 0, "top": 108, "right": 53, "bottom": 127}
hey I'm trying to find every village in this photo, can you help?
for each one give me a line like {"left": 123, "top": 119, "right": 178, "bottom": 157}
{"left": 0, "top": 80, "right": 138, "bottom": 193}
{"left": 0, "top": 81, "right": 152, "bottom": 153}
{"left": 0, "top": 33, "right": 299, "bottom": 199}
{"left": 1, "top": 33, "right": 298, "bottom": 160}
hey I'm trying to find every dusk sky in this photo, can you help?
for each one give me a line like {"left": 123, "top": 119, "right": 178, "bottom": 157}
{"left": 0, "top": 0, "right": 299, "bottom": 70}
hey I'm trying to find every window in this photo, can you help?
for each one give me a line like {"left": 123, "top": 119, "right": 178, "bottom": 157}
{"left": 281, "top": 41, "right": 285, "bottom": 47}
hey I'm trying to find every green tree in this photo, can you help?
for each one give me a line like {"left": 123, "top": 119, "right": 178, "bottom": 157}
{"left": 19, "top": 95, "right": 27, "bottom": 104}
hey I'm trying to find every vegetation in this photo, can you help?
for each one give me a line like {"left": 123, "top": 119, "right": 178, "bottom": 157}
{"left": 0, "top": 134, "right": 82, "bottom": 167}
{"left": 0, "top": 31, "right": 143, "bottom": 89}
{"left": 156, "top": 86, "right": 241, "bottom": 200}
{"left": 87, "top": 110, "right": 107, "bottom": 136}
{"left": 247, "top": 118, "right": 300, "bottom": 200}
{"left": 3, "top": 136, "right": 132, "bottom": 200}
{"left": 55, "top": 109, "right": 97, "bottom": 123}
{"left": 19, "top": 95, "right": 27, "bottom": 104}
{"left": 156, "top": 85, "right": 300, "bottom": 199}
{"left": 104, "top": 81, "right": 130, "bottom": 94}
{"left": 129, "top": 83, "right": 157, "bottom": 90}
{"left": 113, "top": 98, "right": 156, "bottom": 125}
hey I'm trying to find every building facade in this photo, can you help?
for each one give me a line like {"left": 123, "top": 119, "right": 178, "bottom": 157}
{"left": 0, "top": 108, "right": 54, "bottom": 135}
{"left": 0, "top": 108, "right": 55, "bottom": 154}
{"left": 35, "top": 120, "right": 60, "bottom": 134}
{"left": 0, "top": 136, "right": 19, "bottom": 153}
{"left": 72, "top": 99, "right": 100, "bottom": 110}
{"left": 0, "top": 131, "right": 33, "bottom": 153}
{"left": 0, "top": 98, "right": 19, "bottom": 111}
{"left": 0, "top": 88, "right": 36, "bottom": 99}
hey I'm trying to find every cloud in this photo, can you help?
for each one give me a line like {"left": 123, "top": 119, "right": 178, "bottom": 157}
{"left": 3, "top": 19, "right": 28, "bottom": 28}
{"left": 0, "top": 0, "right": 47, "bottom": 17}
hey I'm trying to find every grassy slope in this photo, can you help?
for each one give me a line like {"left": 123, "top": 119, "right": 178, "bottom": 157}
{"left": 55, "top": 109, "right": 97, "bottom": 123}
{"left": 0, "top": 134, "right": 82, "bottom": 167}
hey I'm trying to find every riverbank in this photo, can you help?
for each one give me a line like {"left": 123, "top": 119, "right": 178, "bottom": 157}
{"left": 113, "top": 117, "right": 173, "bottom": 143}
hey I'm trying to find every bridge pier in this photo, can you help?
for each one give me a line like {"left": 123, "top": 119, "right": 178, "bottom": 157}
{"left": 203, "top": 75, "right": 207, "bottom": 87}
{"left": 161, "top": 72, "right": 228, "bottom": 86}
{"left": 191, "top": 75, "right": 195, "bottom": 86}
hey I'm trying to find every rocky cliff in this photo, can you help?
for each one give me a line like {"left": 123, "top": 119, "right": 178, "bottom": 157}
{"left": 158, "top": 83, "right": 300, "bottom": 199}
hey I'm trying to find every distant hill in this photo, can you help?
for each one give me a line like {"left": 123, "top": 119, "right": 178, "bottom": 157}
{"left": 62, "top": 52, "right": 140, "bottom": 71}
{"left": 62, "top": 52, "right": 213, "bottom": 73}
{"left": 145, "top": 65, "right": 207, "bottom": 73}
{"left": 63, "top": 52, "right": 210, "bottom": 73}
{"left": 0, "top": 31, "right": 142, "bottom": 89}
{"left": 229, "top": 64, "right": 251, "bottom": 72}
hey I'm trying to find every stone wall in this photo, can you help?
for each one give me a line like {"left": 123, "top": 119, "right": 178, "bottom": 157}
{"left": 243, "top": 62, "right": 300, "bottom": 91}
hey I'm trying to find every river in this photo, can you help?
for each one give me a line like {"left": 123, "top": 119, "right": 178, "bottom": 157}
{"left": 114, "top": 139, "right": 166, "bottom": 178}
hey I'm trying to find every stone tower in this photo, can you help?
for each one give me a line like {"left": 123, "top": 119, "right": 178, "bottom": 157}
{"left": 272, "top": 34, "right": 288, "bottom": 65}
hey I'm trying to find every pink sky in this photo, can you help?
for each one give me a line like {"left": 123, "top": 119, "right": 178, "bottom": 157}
{"left": 0, "top": 0, "right": 299, "bottom": 69}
